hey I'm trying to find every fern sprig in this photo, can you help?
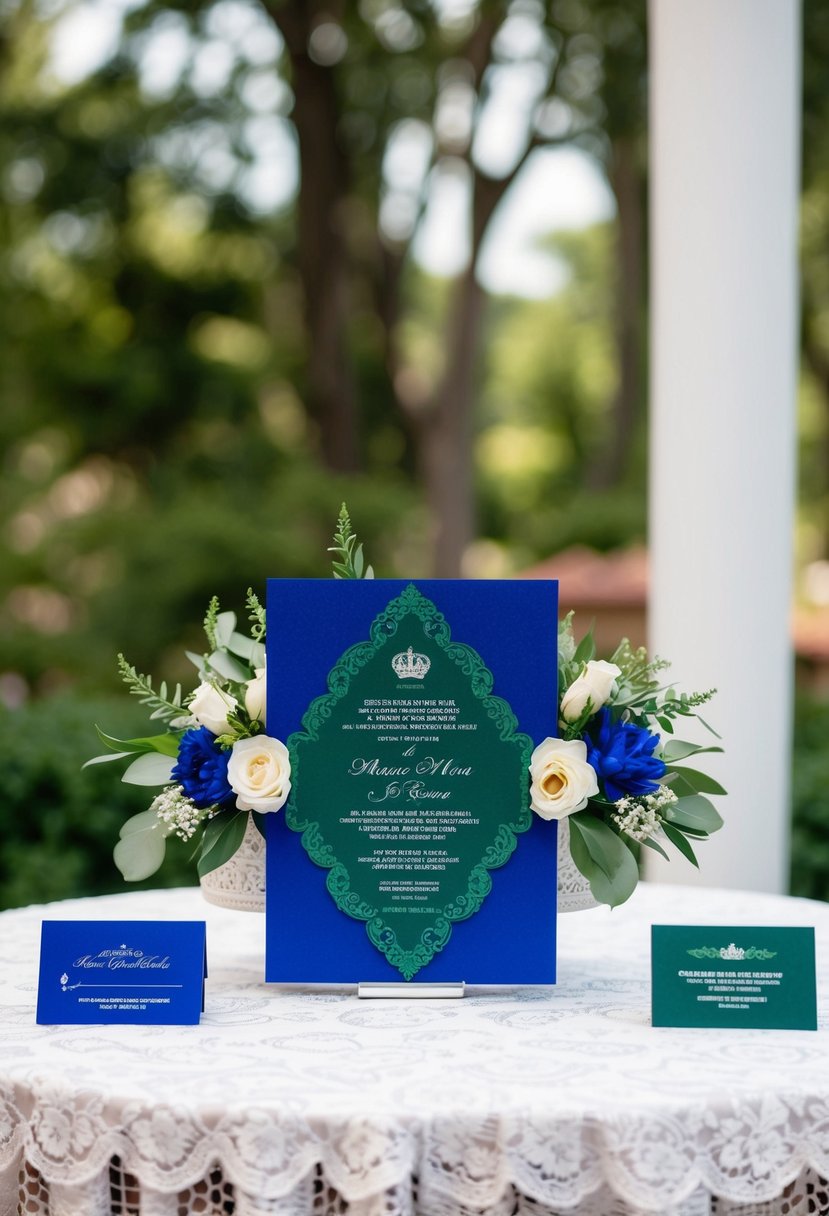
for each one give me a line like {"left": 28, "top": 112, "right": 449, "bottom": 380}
{"left": 203, "top": 595, "right": 221, "bottom": 651}
{"left": 116, "top": 654, "right": 184, "bottom": 722}
{"left": 328, "top": 502, "right": 374, "bottom": 579}
{"left": 246, "top": 587, "right": 266, "bottom": 641}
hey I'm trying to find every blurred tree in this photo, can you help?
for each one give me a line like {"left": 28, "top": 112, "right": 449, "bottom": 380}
{"left": 801, "top": 0, "right": 829, "bottom": 562}
{"left": 0, "top": 0, "right": 650, "bottom": 696}
{"left": 260, "top": 0, "right": 647, "bottom": 573}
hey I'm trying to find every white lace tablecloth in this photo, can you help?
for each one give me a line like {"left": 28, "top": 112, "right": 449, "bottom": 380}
{"left": 2, "top": 882, "right": 829, "bottom": 1216}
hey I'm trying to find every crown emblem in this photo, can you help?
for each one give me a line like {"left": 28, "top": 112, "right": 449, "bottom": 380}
{"left": 392, "top": 647, "right": 431, "bottom": 680}
{"left": 720, "top": 943, "right": 745, "bottom": 961}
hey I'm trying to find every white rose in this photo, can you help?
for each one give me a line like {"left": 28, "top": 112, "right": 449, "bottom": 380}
{"left": 245, "top": 667, "right": 266, "bottom": 722}
{"left": 190, "top": 681, "right": 238, "bottom": 736}
{"left": 529, "top": 737, "right": 599, "bottom": 820}
{"left": 228, "top": 734, "right": 291, "bottom": 813}
{"left": 560, "top": 660, "right": 621, "bottom": 723}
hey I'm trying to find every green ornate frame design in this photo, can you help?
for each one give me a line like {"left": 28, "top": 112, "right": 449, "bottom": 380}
{"left": 285, "top": 584, "right": 533, "bottom": 980}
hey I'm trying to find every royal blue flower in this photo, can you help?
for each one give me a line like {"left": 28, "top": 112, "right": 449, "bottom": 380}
{"left": 584, "top": 708, "right": 666, "bottom": 803}
{"left": 171, "top": 727, "right": 233, "bottom": 808}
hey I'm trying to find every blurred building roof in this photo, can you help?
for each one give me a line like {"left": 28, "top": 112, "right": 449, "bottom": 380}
{"left": 519, "top": 545, "right": 829, "bottom": 679}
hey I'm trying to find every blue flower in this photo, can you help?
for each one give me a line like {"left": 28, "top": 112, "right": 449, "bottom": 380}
{"left": 584, "top": 709, "right": 666, "bottom": 803}
{"left": 171, "top": 727, "right": 233, "bottom": 809}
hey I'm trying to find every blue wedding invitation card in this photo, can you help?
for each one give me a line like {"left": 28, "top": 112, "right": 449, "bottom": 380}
{"left": 265, "top": 578, "right": 558, "bottom": 985}
{"left": 37, "top": 920, "right": 207, "bottom": 1024}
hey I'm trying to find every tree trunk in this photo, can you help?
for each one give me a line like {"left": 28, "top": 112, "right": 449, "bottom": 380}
{"left": 264, "top": 1, "right": 359, "bottom": 472}
{"left": 588, "top": 135, "right": 645, "bottom": 491}
{"left": 421, "top": 264, "right": 485, "bottom": 577}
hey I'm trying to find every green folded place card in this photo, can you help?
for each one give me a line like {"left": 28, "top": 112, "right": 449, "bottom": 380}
{"left": 652, "top": 924, "right": 817, "bottom": 1030}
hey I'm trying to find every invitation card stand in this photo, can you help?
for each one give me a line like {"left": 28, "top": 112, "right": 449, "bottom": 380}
{"left": 358, "top": 981, "right": 465, "bottom": 1000}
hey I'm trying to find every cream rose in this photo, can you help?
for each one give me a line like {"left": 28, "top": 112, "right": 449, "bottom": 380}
{"left": 529, "top": 737, "right": 599, "bottom": 820}
{"left": 228, "top": 734, "right": 291, "bottom": 813}
{"left": 560, "top": 660, "right": 621, "bottom": 723}
{"left": 190, "top": 681, "right": 238, "bottom": 736}
{"left": 245, "top": 667, "right": 266, "bottom": 722}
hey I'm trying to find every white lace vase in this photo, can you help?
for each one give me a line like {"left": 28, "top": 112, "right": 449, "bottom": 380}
{"left": 556, "top": 817, "right": 600, "bottom": 913}
{"left": 200, "top": 815, "right": 266, "bottom": 911}
{"left": 200, "top": 813, "right": 598, "bottom": 914}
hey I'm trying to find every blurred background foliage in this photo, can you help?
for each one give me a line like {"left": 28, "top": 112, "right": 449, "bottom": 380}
{"left": 0, "top": 0, "right": 827, "bottom": 907}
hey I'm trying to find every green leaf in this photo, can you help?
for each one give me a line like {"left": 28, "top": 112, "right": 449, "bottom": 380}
{"left": 83, "top": 750, "right": 134, "bottom": 768}
{"left": 640, "top": 835, "right": 670, "bottom": 861}
{"left": 665, "top": 794, "right": 724, "bottom": 834}
{"left": 118, "top": 808, "right": 165, "bottom": 838}
{"left": 696, "top": 714, "right": 722, "bottom": 739}
{"left": 567, "top": 813, "right": 640, "bottom": 908}
{"left": 214, "top": 611, "right": 237, "bottom": 647}
{"left": 95, "top": 727, "right": 180, "bottom": 757}
{"left": 662, "top": 821, "right": 700, "bottom": 867}
{"left": 661, "top": 739, "right": 724, "bottom": 763}
{"left": 227, "top": 631, "right": 258, "bottom": 660}
{"left": 186, "top": 650, "right": 208, "bottom": 672}
{"left": 665, "top": 765, "right": 727, "bottom": 796}
{"left": 656, "top": 716, "right": 674, "bottom": 733}
{"left": 226, "top": 635, "right": 265, "bottom": 668}
{"left": 121, "top": 752, "right": 176, "bottom": 786}
{"left": 197, "top": 810, "right": 249, "bottom": 877}
{"left": 113, "top": 811, "right": 168, "bottom": 881}
{"left": 207, "top": 649, "right": 250, "bottom": 681}
{"left": 573, "top": 631, "right": 596, "bottom": 666}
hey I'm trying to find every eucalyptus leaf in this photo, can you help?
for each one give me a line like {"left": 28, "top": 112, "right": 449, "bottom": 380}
{"left": 207, "top": 649, "right": 250, "bottom": 682}
{"left": 665, "top": 794, "right": 724, "bottom": 834}
{"left": 227, "top": 631, "right": 258, "bottom": 661}
{"left": 568, "top": 813, "right": 640, "bottom": 908}
{"left": 214, "top": 611, "right": 237, "bottom": 647}
{"left": 83, "top": 750, "right": 134, "bottom": 768}
{"left": 662, "top": 821, "right": 700, "bottom": 867}
{"left": 118, "top": 808, "right": 167, "bottom": 838}
{"left": 121, "top": 752, "right": 176, "bottom": 786}
{"left": 113, "top": 810, "right": 168, "bottom": 880}
{"left": 198, "top": 811, "right": 249, "bottom": 877}
{"left": 186, "top": 650, "right": 208, "bottom": 673}
{"left": 661, "top": 739, "right": 724, "bottom": 763}
{"left": 665, "top": 766, "right": 727, "bottom": 796}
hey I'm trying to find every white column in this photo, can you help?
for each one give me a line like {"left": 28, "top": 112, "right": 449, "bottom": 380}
{"left": 647, "top": 0, "right": 800, "bottom": 893}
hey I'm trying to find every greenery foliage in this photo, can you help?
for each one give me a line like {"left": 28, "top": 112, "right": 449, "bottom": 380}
{"left": 0, "top": 695, "right": 196, "bottom": 911}
{"left": 790, "top": 693, "right": 829, "bottom": 902}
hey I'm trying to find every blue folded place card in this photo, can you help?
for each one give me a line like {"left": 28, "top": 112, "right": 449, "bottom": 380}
{"left": 37, "top": 920, "right": 207, "bottom": 1025}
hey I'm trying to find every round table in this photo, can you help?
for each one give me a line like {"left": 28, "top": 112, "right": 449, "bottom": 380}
{"left": 1, "top": 882, "right": 828, "bottom": 1216}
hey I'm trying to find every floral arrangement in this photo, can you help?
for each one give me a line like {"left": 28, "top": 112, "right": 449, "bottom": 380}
{"left": 86, "top": 587, "right": 290, "bottom": 881}
{"left": 528, "top": 613, "right": 724, "bottom": 907}
{"left": 86, "top": 507, "right": 373, "bottom": 882}
{"left": 89, "top": 507, "right": 723, "bottom": 908}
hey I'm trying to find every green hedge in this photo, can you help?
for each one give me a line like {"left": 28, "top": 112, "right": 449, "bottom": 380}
{"left": 0, "top": 694, "right": 195, "bottom": 910}
{"left": 790, "top": 693, "right": 829, "bottom": 902}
